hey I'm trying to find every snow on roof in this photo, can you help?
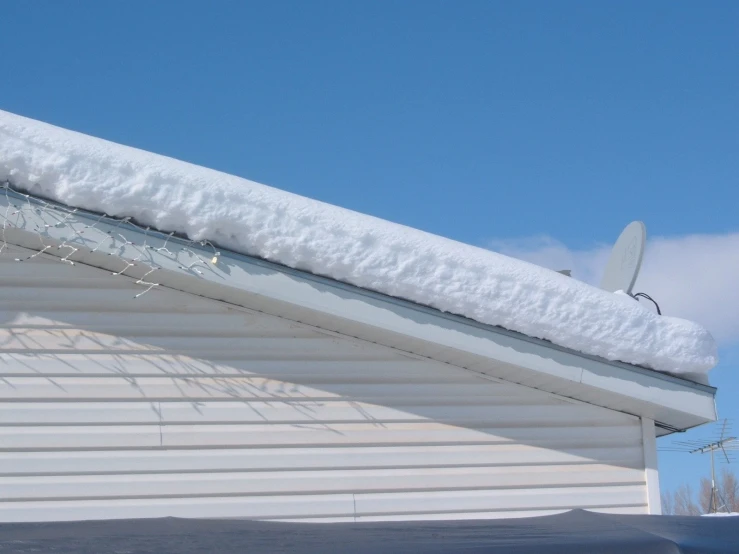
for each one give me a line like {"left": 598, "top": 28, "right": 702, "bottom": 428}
{"left": 0, "top": 109, "right": 718, "bottom": 375}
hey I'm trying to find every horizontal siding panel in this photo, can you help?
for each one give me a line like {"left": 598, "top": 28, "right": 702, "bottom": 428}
{"left": 0, "top": 494, "right": 356, "bottom": 523}
{"left": 0, "top": 355, "right": 460, "bottom": 379}
{"left": 160, "top": 423, "right": 640, "bottom": 449}
{"left": 0, "top": 358, "right": 487, "bottom": 384}
{"left": 0, "top": 426, "right": 160, "bottom": 449}
{"left": 0, "top": 445, "right": 645, "bottom": 475}
{"left": 0, "top": 465, "right": 645, "bottom": 500}
{"left": 0, "top": 423, "right": 641, "bottom": 450}
{"left": 1, "top": 402, "right": 163, "bottom": 424}
{"left": 161, "top": 401, "right": 632, "bottom": 426}
{"left": 1, "top": 401, "right": 635, "bottom": 427}
{"left": 0, "top": 378, "right": 528, "bottom": 401}
{"left": 354, "top": 485, "right": 647, "bottom": 515}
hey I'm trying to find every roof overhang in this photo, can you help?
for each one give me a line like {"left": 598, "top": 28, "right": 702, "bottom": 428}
{"left": 0, "top": 187, "right": 717, "bottom": 435}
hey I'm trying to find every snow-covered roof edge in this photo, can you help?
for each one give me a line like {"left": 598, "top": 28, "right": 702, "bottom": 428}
{"left": 0, "top": 193, "right": 718, "bottom": 433}
{"left": 0, "top": 109, "right": 718, "bottom": 375}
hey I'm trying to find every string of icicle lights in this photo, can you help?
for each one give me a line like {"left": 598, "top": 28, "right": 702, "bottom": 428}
{"left": 0, "top": 181, "right": 222, "bottom": 298}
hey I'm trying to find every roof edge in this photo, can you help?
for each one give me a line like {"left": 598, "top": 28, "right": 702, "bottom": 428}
{"left": 0, "top": 188, "right": 717, "bottom": 430}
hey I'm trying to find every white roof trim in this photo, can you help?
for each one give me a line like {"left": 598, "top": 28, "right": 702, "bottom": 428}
{"left": 0, "top": 189, "right": 716, "bottom": 434}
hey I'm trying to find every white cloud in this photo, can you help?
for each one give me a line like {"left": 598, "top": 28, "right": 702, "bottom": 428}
{"left": 490, "top": 233, "right": 739, "bottom": 346}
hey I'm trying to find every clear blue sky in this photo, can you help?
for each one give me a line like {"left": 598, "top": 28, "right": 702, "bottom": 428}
{"left": 4, "top": 1, "right": 738, "bottom": 503}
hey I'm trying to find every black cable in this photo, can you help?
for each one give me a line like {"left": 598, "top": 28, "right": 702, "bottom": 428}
{"left": 632, "top": 292, "right": 661, "bottom": 315}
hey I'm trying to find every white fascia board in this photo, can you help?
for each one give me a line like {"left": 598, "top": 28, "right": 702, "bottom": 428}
{"left": 0, "top": 190, "right": 716, "bottom": 432}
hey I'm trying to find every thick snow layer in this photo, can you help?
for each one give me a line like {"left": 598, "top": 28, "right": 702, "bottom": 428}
{"left": 0, "top": 110, "right": 718, "bottom": 374}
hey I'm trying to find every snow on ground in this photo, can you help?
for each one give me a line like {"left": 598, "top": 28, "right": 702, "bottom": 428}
{"left": 0, "top": 109, "right": 718, "bottom": 375}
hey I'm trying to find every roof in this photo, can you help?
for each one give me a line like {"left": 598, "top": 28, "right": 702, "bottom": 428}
{"left": 0, "top": 109, "right": 718, "bottom": 376}
{"left": 0, "top": 187, "right": 717, "bottom": 433}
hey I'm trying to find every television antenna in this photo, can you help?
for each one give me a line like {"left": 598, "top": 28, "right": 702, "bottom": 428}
{"left": 661, "top": 419, "right": 738, "bottom": 513}
{"left": 600, "top": 221, "right": 646, "bottom": 295}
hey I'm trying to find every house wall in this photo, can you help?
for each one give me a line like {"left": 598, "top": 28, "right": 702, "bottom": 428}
{"left": 0, "top": 247, "right": 650, "bottom": 522}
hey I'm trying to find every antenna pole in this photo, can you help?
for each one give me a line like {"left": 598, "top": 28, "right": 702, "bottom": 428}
{"left": 710, "top": 445, "right": 717, "bottom": 513}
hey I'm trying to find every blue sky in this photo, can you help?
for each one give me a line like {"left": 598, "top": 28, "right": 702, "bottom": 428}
{"left": 3, "top": 1, "right": 738, "bottom": 499}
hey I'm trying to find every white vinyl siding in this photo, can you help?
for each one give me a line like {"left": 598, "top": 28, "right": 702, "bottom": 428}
{"left": 0, "top": 248, "right": 648, "bottom": 522}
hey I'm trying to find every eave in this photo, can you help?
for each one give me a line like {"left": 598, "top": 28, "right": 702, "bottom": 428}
{"left": 0, "top": 187, "right": 717, "bottom": 435}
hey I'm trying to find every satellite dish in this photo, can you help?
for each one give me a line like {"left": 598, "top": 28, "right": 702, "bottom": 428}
{"left": 600, "top": 221, "right": 646, "bottom": 295}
